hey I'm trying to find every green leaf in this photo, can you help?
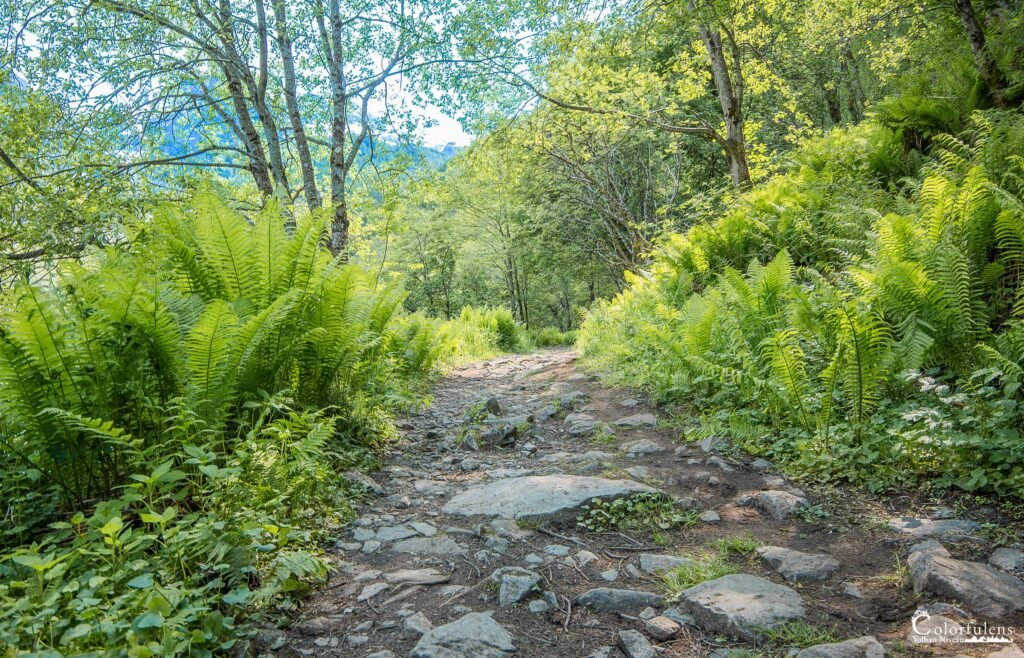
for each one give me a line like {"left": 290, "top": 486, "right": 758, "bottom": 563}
{"left": 127, "top": 573, "right": 154, "bottom": 589}
{"left": 222, "top": 586, "right": 250, "bottom": 605}
{"left": 134, "top": 611, "right": 164, "bottom": 629}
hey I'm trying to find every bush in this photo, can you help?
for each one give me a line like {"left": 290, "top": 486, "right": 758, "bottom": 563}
{"left": 580, "top": 111, "right": 1024, "bottom": 497}
{"left": 531, "top": 326, "right": 577, "bottom": 347}
{"left": 0, "top": 191, "right": 444, "bottom": 654}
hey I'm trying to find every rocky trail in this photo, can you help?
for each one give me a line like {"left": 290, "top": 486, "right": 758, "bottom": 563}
{"left": 276, "top": 349, "right": 1024, "bottom": 658}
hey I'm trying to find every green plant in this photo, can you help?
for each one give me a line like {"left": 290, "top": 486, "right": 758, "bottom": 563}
{"left": 660, "top": 553, "right": 739, "bottom": 597}
{"left": 708, "top": 535, "right": 760, "bottom": 556}
{"left": 760, "top": 620, "right": 838, "bottom": 648}
{"left": 577, "top": 493, "right": 698, "bottom": 541}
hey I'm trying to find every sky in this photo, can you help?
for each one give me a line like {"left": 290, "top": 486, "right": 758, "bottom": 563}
{"left": 420, "top": 105, "right": 474, "bottom": 147}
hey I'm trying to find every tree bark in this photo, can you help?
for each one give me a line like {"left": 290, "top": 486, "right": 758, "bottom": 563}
{"left": 271, "top": 0, "right": 321, "bottom": 212}
{"left": 953, "top": 0, "right": 1010, "bottom": 106}
{"left": 690, "top": 4, "right": 751, "bottom": 189}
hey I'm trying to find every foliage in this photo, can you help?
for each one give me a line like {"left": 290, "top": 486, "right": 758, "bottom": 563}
{"left": 760, "top": 620, "right": 838, "bottom": 648}
{"left": 580, "top": 110, "right": 1024, "bottom": 497}
{"left": 660, "top": 553, "right": 740, "bottom": 597}
{"left": 0, "top": 190, "right": 457, "bottom": 655}
{"left": 576, "top": 493, "right": 699, "bottom": 543}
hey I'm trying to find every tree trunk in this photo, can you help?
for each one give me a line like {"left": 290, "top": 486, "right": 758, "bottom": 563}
{"left": 243, "top": 0, "right": 289, "bottom": 194}
{"left": 222, "top": 68, "right": 274, "bottom": 196}
{"left": 271, "top": 0, "right": 321, "bottom": 213}
{"left": 691, "top": 4, "right": 752, "bottom": 189}
{"left": 954, "top": 0, "right": 1010, "bottom": 106}
{"left": 842, "top": 47, "right": 865, "bottom": 122}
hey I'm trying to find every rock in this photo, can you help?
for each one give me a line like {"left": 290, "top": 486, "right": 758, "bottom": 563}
{"left": 796, "top": 637, "right": 885, "bottom": 658}
{"left": 625, "top": 466, "right": 651, "bottom": 479}
{"left": 342, "top": 470, "right": 385, "bottom": 495}
{"left": 410, "top": 612, "right": 516, "bottom": 658}
{"left": 699, "top": 436, "right": 727, "bottom": 453}
{"left": 987, "top": 646, "right": 1024, "bottom": 658}
{"left": 352, "top": 527, "right": 376, "bottom": 542}
{"left": 750, "top": 458, "right": 772, "bottom": 471}
{"left": 990, "top": 547, "right": 1024, "bottom": 572}
{"left": 738, "top": 490, "right": 808, "bottom": 521}
{"left": 567, "top": 420, "right": 602, "bottom": 437}
{"left": 361, "top": 540, "right": 382, "bottom": 554}
{"left": 638, "top": 553, "right": 693, "bottom": 575}
{"left": 575, "top": 550, "right": 599, "bottom": 567}
{"left": 442, "top": 475, "right": 654, "bottom": 521}
{"left": 376, "top": 525, "right": 419, "bottom": 541}
{"left": 587, "top": 647, "right": 614, "bottom": 658}
{"left": 661, "top": 606, "right": 695, "bottom": 627}
{"left": 544, "top": 544, "right": 570, "bottom": 556}
{"left": 410, "top": 521, "right": 438, "bottom": 537}
{"left": 699, "top": 510, "right": 721, "bottom": 523}
{"left": 534, "top": 404, "right": 558, "bottom": 421}
{"left": 404, "top": 612, "right": 433, "bottom": 636}
{"left": 481, "top": 423, "right": 517, "bottom": 447}
{"left": 384, "top": 568, "right": 449, "bottom": 585}
{"left": 491, "top": 567, "right": 541, "bottom": 607}
{"left": 357, "top": 583, "right": 389, "bottom": 601}
{"left": 484, "top": 398, "right": 502, "bottom": 415}
{"left": 575, "top": 587, "right": 663, "bottom": 613}
{"left": 841, "top": 582, "right": 864, "bottom": 599}
{"left": 461, "top": 458, "right": 481, "bottom": 471}
{"left": 889, "top": 517, "right": 981, "bottom": 540}
{"left": 600, "top": 569, "right": 618, "bottom": 581}
{"left": 458, "top": 433, "right": 479, "bottom": 451}
{"left": 707, "top": 456, "right": 734, "bottom": 472}
{"left": 645, "top": 615, "right": 681, "bottom": 640}
{"left": 489, "top": 518, "right": 535, "bottom": 540}
{"left": 346, "top": 635, "right": 369, "bottom": 647}
{"left": 679, "top": 574, "right": 806, "bottom": 642}
{"left": 528, "top": 599, "right": 550, "bottom": 613}
{"left": 618, "top": 630, "right": 656, "bottom": 658}
{"left": 620, "top": 399, "right": 639, "bottom": 408}
{"left": 392, "top": 536, "right": 466, "bottom": 556}
{"left": 639, "top": 607, "right": 657, "bottom": 620}
{"left": 559, "top": 390, "right": 589, "bottom": 408}
{"left": 365, "top": 652, "right": 397, "bottom": 658}
{"left": 756, "top": 546, "right": 840, "bottom": 582}
{"left": 614, "top": 413, "right": 658, "bottom": 428}
{"left": 908, "top": 540, "right": 1024, "bottom": 617}
{"left": 414, "top": 480, "right": 450, "bottom": 495}
{"left": 622, "top": 439, "right": 664, "bottom": 457}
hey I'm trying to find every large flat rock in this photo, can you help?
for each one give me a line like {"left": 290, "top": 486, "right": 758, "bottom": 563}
{"left": 908, "top": 540, "right": 1024, "bottom": 617}
{"left": 410, "top": 612, "right": 515, "bottom": 658}
{"left": 442, "top": 475, "right": 654, "bottom": 520}
{"left": 680, "top": 574, "right": 806, "bottom": 643}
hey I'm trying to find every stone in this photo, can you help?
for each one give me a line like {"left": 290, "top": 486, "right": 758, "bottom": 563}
{"left": 489, "top": 518, "right": 535, "bottom": 540}
{"left": 404, "top": 612, "right": 433, "bottom": 636}
{"left": 614, "top": 413, "right": 658, "bottom": 428}
{"left": 375, "top": 525, "right": 419, "bottom": 541}
{"left": 756, "top": 546, "right": 840, "bottom": 582}
{"left": 795, "top": 636, "right": 885, "bottom": 658}
{"left": 679, "top": 574, "right": 806, "bottom": 642}
{"left": 414, "top": 480, "right": 450, "bottom": 495}
{"left": 544, "top": 544, "right": 570, "bottom": 556}
{"left": 661, "top": 606, "right": 695, "bottom": 627}
{"left": 987, "top": 646, "right": 1024, "bottom": 658}
{"left": 534, "top": 404, "right": 558, "bottom": 421}
{"left": 707, "top": 456, "right": 734, "bottom": 472}
{"left": 525, "top": 553, "right": 545, "bottom": 565}
{"left": 618, "top": 630, "right": 656, "bottom": 658}
{"left": 481, "top": 423, "right": 518, "bottom": 447}
{"left": 484, "top": 398, "right": 502, "bottom": 415}
{"left": 638, "top": 553, "right": 693, "bottom": 575}
{"left": 575, "top": 587, "right": 663, "bottom": 613}
{"left": 461, "top": 458, "right": 481, "bottom": 471}
{"left": 841, "top": 582, "right": 864, "bottom": 599}
{"left": 645, "top": 615, "right": 682, "bottom": 640}
{"left": 908, "top": 540, "right": 1024, "bottom": 617}
{"left": 699, "top": 436, "right": 727, "bottom": 453}
{"left": 990, "top": 547, "right": 1024, "bottom": 572}
{"left": 699, "top": 510, "right": 721, "bottom": 523}
{"left": 410, "top": 521, "right": 438, "bottom": 537}
{"left": 738, "top": 490, "right": 808, "bottom": 521}
{"left": 365, "top": 652, "right": 397, "bottom": 658}
{"left": 625, "top": 466, "right": 651, "bottom": 479}
{"left": 621, "top": 399, "right": 639, "bottom": 408}
{"left": 559, "top": 390, "right": 589, "bottom": 408}
{"left": 889, "top": 517, "right": 981, "bottom": 540}
{"left": 384, "top": 568, "right": 449, "bottom": 585}
{"left": 490, "top": 567, "right": 541, "bottom": 607}
{"left": 343, "top": 470, "right": 385, "bottom": 495}
{"left": 392, "top": 536, "right": 466, "bottom": 556}
{"left": 410, "top": 612, "right": 516, "bottom": 658}
{"left": 587, "top": 647, "right": 613, "bottom": 658}
{"left": 346, "top": 635, "right": 369, "bottom": 647}
{"left": 352, "top": 527, "right": 376, "bottom": 541}
{"left": 361, "top": 540, "right": 382, "bottom": 554}
{"left": 600, "top": 569, "right": 618, "bottom": 581}
{"left": 750, "top": 458, "right": 772, "bottom": 471}
{"left": 575, "top": 550, "right": 599, "bottom": 567}
{"left": 442, "top": 475, "right": 654, "bottom": 520}
{"left": 528, "top": 599, "right": 550, "bottom": 613}
{"left": 357, "top": 583, "right": 389, "bottom": 601}
{"left": 567, "top": 420, "right": 602, "bottom": 436}
{"left": 622, "top": 439, "right": 664, "bottom": 457}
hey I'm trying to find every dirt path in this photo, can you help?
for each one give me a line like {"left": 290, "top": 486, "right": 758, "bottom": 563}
{"left": 277, "top": 349, "right": 1024, "bottom": 658}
